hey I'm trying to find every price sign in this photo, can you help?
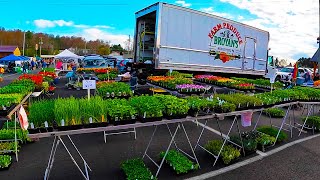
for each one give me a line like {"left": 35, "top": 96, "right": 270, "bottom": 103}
{"left": 82, "top": 80, "right": 96, "bottom": 90}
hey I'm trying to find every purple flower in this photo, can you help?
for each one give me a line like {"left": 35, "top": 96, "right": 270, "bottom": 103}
{"left": 176, "top": 84, "right": 205, "bottom": 90}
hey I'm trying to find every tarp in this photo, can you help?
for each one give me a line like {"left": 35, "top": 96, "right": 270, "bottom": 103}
{"left": 0, "top": 54, "right": 25, "bottom": 61}
{"left": 311, "top": 48, "right": 320, "bottom": 62}
{"left": 54, "top": 49, "right": 79, "bottom": 59}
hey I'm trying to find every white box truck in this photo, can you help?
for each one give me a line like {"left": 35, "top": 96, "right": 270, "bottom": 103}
{"left": 132, "top": 2, "right": 270, "bottom": 78}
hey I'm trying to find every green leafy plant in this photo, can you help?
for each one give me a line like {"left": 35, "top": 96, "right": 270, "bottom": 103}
{"left": 106, "top": 99, "right": 137, "bottom": 121}
{"left": 97, "top": 72, "right": 118, "bottom": 80}
{"left": 121, "top": 158, "right": 156, "bottom": 180}
{"left": 54, "top": 97, "right": 82, "bottom": 126}
{"left": 1, "top": 121, "right": 21, "bottom": 130}
{"left": 256, "top": 126, "right": 288, "bottom": 142}
{"left": 0, "top": 142, "right": 20, "bottom": 154}
{"left": 256, "top": 133, "right": 276, "bottom": 147}
{"left": 159, "top": 150, "right": 199, "bottom": 174}
{"left": 263, "top": 108, "right": 285, "bottom": 118}
{"left": 29, "top": 99, "right": 55, "bottom": 128}
{"left": 230, "top": 135, "right": 257, "bottom": 153}
{"left": 0, "top": 155, "right": 12, "bottom": 168}
{"left": 204, "top": 140, "right": 241, "bottom": 164}
{"left": 97, "top": 82, "right": 132, "bottom": 98}
{"left": 216, "top": 93, "right": 263, "bottom": 109}
{"left": 154, "top": 95, "right": 189, "bottom": 116}
{"left": 129, "top": 95, "right": 164, "bottom": 119}
{"left": 41, "top": 68, "right": 55, "bottom": 72}
{"left": 0, "top": 129, "right": 29, "bottom": 143}
{"left": 301, "top": 116, "right": 320, "bottom": 130}
{"left": 79, "top": 96, "right": 107, "bottom": 124}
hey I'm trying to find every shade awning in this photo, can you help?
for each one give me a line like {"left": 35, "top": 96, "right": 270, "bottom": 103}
{"left": 311, "top": 48, "right": 320, "bottom": 62}
{"left": 0, "top": 54, "right": 25, "bottom": 61}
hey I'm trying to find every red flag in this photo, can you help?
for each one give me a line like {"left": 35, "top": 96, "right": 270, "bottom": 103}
{"left": 292, "top": 62, "right": 298, "bottom": 80}
{"left": 18, "top": 106, "right": 29, "bottom": 130}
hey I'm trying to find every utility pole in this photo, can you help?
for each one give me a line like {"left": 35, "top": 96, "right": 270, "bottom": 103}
{"left": 39, "top": 37, "right": 43, "bottom": 57}
{"left": 22, "top": 31, "right": 25, "bottom": 56}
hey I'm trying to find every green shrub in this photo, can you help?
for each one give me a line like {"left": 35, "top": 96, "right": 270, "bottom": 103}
{"left": 256, "top": 126, "right": 287, "bottom": 142}
{"left": 204, "top": 140, "right": 241, "bottom": 164}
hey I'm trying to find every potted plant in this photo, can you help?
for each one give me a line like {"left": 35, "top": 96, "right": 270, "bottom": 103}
{"left": 28, "top": 99, "right": 55, "bottom": 133}
{"left": 204, "top": 140, "right": 241, "bottom": 165}
{"left": 80, "top": 96, "right": 108, "bottom": 128}
{"left": 106, "top": 99, "right": 137, "bottom": 125}
{"left": 129, "top": 95, "right": 164, "bottom": 122}
{"left": 0, "top": 155, "right": 12, "bottom": 170}
{"left": 263, "top": 108, "right": 285, "bottom": 118}
{"left": 256, "top": 126, "right": 288, "bottom": 143}
{"left": 154, "top": 95, "right": 189, "bottom": 119}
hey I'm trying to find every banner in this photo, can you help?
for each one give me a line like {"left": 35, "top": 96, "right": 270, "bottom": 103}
{"left": 18, "top": 106, "right": 29, "bottom": 130}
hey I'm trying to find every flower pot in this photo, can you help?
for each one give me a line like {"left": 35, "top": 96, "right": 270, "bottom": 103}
{"left": 38, "top": 127, "right": 53, "bottom": 133}
{"left": 28, "top": 128, "right": 40, "bottom": 134}
{"left": 0, "top": 104, "right": 16, "bottom": 116}
{"left": 83, "top": 122, "right": 109, "bottom": 128}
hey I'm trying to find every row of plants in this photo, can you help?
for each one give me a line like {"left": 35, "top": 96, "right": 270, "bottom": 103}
{"left": 96, "top": 82, "right": 132, "bottom": 98}
{"left": 186, "top": 96, "right": 236, "bottom": 116}
{"left": 0, "top": 79, "right": 36, "bottom": 114}
{"left": 0, "top": 142, "right": 20, "bottom": 154}
{"left": 0, "top": 129, "right": 29, "bottom": 143}
{"left": 255, "top": 87, "right": 320, "bottom": 106}
{"left": 204, "top": 140, "right": 241, "bottom": 164}
{"left": 166, "top": 71, "right": 193, "bottom": 78}
{"left": 216, "top": 93, "right": 263, "bottom": 110}
{"left": 120, "top": 158, "right": 156, "bottom": 180}
{"left": 77, "top": 67, "right": 118, "bottom": 74}
{"left": 41, "top": 67, "right": 55, "bottom": 72}
{"left": 147, "top": 76, "right": 193, "bottom": 90}
{"left": 159, "top": 150, "right": 199, "bottom": 174}
{"left": 194, "top": 75, "right": 255, "bottom": 90}
{"left": 231, "top": 77, "right": 283, "bottom": 89}
{"left": 263, "top": 108, "right": 285, "bottom": 118}
{"left": 301, "top": 116, "right": 320, "bottom": 130}
{"left": 230, "top": 131, "right": 276, "bottom": 153}
{"left": 176, "top": 84, "right": 206, "bottom": 94}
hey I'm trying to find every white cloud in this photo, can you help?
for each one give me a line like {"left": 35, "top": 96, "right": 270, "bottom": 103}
{"left": 34, "top": 19, "right": 57, "bottom": 28}
{"left": 33, "top": 19, "right": 113, "bottom": 29}
{"left": 80, "top": 28, "right": 128, "bottom": 47}
{"left": 175, "top": 0, "right": 192, "bottom": 7}
{"left": 200, "top": 7, "right": 233, "bottom": 19}
{"left": 218, "top": 0, "right": 319, "bottom": 62}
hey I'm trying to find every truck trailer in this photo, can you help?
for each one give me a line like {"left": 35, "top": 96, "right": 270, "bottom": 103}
{"left": 132, "top": 2, "right": 270, "bottom": 78}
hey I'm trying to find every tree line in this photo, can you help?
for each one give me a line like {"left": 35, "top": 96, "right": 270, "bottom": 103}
{"left": 0, "top": 27, "right": 126, "bottom": 56}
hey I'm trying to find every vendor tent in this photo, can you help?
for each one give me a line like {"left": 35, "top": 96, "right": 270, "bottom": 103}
{"left": 54, "top": 49, "right": 79, "bottom": 59}
{"left": 311, "top": 48, "right": 320, "bottom": 62}
{"left": 0, "top": 54, "right": 26, "bottom": 61}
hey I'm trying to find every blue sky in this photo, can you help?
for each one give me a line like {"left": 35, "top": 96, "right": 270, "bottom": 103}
{"left": 0, "top": 0, "right": 318, "bottom": 62}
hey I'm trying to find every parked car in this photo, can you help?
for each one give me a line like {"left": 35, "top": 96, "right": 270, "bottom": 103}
{"left": 275, "top": 67, "right": 311, "bottom": 82}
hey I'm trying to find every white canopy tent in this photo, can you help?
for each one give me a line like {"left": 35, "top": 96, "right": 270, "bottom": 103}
{"left": 54, "top": 49, "right": 80, "bottom": 70}
{"left": 54, "top": 49, "right": 79, "bottom": 59}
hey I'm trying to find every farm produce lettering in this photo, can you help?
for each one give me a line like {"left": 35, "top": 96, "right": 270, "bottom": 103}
{"left": 208, "top": 22, "right": 243, "bottom": 63}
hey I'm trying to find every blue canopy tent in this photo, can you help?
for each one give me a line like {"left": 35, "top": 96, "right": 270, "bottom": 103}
{"left": 0, "top": 54, "right": 25, "bottom": 62}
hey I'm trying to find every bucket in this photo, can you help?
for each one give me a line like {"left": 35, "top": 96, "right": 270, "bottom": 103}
{"left": 241, "top": 111, "right": 253, "bottom": 127}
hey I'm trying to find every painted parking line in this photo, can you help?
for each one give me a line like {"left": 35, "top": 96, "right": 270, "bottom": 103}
{"left": 185, "top": 133, "right": 320, "bottom": 180}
